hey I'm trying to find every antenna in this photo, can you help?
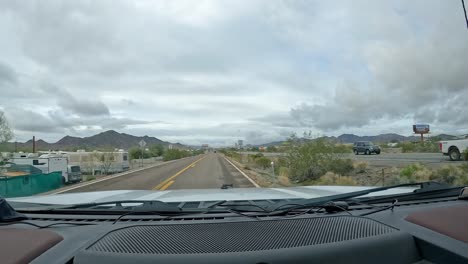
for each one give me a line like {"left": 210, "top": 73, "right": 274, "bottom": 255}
{"left": 462, "top": 0, "right": 468, "bottom": 29}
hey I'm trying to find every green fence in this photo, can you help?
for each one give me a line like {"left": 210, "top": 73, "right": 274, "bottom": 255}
{"left": 0, "top": 172, "right": 63, "bottom": 198}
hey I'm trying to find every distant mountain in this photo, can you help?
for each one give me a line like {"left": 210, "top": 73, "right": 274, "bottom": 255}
{"left": 336, "top": 133, "right": 419, "bottom": 143}
{"left": 433, "top": 134, "right": 459, "bottom": 140}
{"left": 12, "top": 130, "right": 185, "bottom": 151}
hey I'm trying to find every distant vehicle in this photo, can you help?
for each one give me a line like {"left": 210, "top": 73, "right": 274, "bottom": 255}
{"left": 67, "top": 165, "right": 83, "bottom": 183}
{"left": 9, "top": 154, "right": 75, "bottom": 184}
{"left": 353, "top": 141, "right": 381, "bottom": 155}
{"left": 439, "top": 139, "right": 468, "bottom": 161}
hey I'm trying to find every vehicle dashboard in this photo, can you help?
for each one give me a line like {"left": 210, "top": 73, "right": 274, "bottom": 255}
{"left": 1, "top": 198, "right": 468, "bottom": 264}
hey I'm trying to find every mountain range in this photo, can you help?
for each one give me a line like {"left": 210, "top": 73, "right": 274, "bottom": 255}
{"left": 10, "top": 130, "right": 185, "bottom": 151}
{"left": 4, "top": 131, "right": 461, "bottom": 152}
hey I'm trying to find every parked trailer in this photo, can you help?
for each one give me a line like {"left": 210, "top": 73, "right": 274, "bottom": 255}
{"left": 64, "top": 151, "right": 129, "bottom": 175}
{"left": 9, "top": 154, "right": 80, "bottom": 184}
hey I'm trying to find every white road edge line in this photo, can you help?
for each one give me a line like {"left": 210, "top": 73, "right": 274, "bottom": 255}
{"left": 223, "top": 157, "right": 260, "bottom": 188}
{"left": 49, "top": 157, "right": 193, "bottom": 195}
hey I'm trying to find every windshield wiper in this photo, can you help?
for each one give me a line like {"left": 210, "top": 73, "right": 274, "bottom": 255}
{"left": 267, "top": 182, "right": 457, "bottom": 212}
{"left": 16, "top": 200, "right": 182, "bottom": 214}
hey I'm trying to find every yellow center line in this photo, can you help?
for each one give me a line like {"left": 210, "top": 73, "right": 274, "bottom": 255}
{"left": 159, "top": 180, "right": 174, "bottom": 191}
{"left": 152, "top": 156, "right": 206, "bottom": 190}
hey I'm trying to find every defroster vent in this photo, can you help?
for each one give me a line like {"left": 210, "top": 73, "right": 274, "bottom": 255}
{"left": 86, "top": 216, "right": 396, "bottom": 254}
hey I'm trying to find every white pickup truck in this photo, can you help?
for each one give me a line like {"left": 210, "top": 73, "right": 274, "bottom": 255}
{"left": 439, "top": 139, "right": 468, "bottom": 161}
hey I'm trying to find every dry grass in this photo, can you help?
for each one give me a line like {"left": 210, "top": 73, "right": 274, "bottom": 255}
{"left": 314, "top": 172, "right": 358, "bottom": 186}
{"left": 277, "top": 176, "right": 291, "bottom": 186}
{"left": 353, "top": 161, "right": 369, "bottom": 173}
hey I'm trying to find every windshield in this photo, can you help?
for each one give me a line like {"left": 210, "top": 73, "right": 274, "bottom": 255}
{"left": 0, "top": 1, "right": 467, "bottom": 205}
{"left": 70, "top": 166, "right": 80, "bottom": 173}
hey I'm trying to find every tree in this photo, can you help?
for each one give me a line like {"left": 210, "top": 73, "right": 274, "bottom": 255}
{"left": 149, "top": 144, "right": 164, "bottom": 157}
{"left": 100, "top": 152, "right": 115, "bottom": 175}
{"left": 129, "top": 147, "right": 140, "bottom": 160}
{"left": 0, "top": 111, "right": 13, "bottom": 144}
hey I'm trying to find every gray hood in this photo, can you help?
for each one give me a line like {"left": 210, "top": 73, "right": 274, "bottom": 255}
{"left": 7, "top": 186, "right": 414, "bottom": 205}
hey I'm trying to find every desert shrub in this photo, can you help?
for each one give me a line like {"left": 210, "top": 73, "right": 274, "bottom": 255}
{"left": 398, "top": 163, "right": 432, "bottom": 183}
{"left": 400, "top": 142, "right": 439, "bottom": 153}
{"left": 329, "top": 159, "right": 354, "bottom": 176}
{"left": 287, "top": 138, "right": 348, "bottom": 182}
{"left": 354, "top": 161, "right": 369, "bottom": 173}
{"left": 255, "top": 157, "right": 272, "bottom": 169}
{"left": 278, "top": 176, "right": 291, "bottom": 186}
{"left": 163, "top": 149, "right": 191, "bottom": 161}
{"left": 430, "top": 165, "right": 460, "bottom": 185}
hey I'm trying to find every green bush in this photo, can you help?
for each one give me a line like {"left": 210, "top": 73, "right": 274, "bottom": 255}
{"left": 266, "top": 146, "right": 278, "bottom": 152}
{"left": 275, "top": 157, "right": 288, "bottom": 167}
{"left": 255, "top": 157, "right": 272, "bottom": 169}
{"left": 163, "top": 149, "right": 191, "bottom": 161}
{"left": 400, "top": 142, "right": 439, "bottom": 153}
{"left": 86, "top": 175, "right": 96, "bottom": 181}
{"left": 398, "top": 163, "right": 432, "bottom": 183}
{"left": 129, "top": 147, "right": 151, "bottom": 160}
{"left": 251, "top": 153, "right": 264, "bottom": 159}
{"left": 149, "top": 144, "right": 164, "bottom": 157}
{"left": 329, "top": 159, "right": 354, "bottom": 176}
{"left": 287, "top": 138, "right": 349, "bottom": 182}
{"left": 430, "top": 166, "right": 459, "bottom": 185}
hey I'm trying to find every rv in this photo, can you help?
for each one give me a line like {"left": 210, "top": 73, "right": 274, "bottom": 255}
{"left": 9, "top": 153, "right": 81, "bottom": 183}
{"left": 65, "top": 151, "right": 129, "bottom": 175}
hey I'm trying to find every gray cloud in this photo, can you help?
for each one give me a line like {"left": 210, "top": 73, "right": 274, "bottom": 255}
{"left": 40, "top": 83, "right": 110, "bottom": 116}
{"left": 1, "top": 1, "right": 468, "bottom": 145}
{"left": 288, "top": 1, "right": 468, "bottom": 131}
{"left": 5, "top": 108, "right": 63, "bottom": 133}
{"left": 0, "top": 61, "right": 17, "bottom": 85}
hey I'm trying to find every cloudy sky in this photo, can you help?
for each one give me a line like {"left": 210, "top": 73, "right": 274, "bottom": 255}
{"left": 0, "top": 1, "right": 467, "bottom": 146}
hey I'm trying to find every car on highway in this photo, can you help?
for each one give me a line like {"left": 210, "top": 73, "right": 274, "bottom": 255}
{"left": 440, "top": 139, "right": 468, "bottom": 161}
{"left": 353, "top": 141, "right": 381, "bottom": 155}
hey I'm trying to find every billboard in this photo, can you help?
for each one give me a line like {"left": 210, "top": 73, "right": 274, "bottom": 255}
{"left": 413, "top": 124, "right": 430, "bottom": 134}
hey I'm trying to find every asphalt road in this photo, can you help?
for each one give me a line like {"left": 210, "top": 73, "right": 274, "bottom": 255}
{"left": 350, "top": 153, "right": 463, "bottom": 168}
{"left": 62, "top": 153, "right": 254, "bottom": 193}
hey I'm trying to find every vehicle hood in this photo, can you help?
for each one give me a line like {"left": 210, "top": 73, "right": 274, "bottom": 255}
{"left": 7, "top": 186, "right": 414, "bottom": 205}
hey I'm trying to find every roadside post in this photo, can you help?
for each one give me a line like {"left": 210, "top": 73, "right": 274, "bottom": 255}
{"left": 271, "top": 161, "right": 276, "bottom": 185}
{"left": 139, "top": 140, "right": 146, "bottom": 168}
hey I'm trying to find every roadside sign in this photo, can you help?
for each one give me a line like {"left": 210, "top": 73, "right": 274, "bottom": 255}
{"left": 413, "top": 124, "right": 430, "bottom": 134}
{"left": 139, "top": 140, "right": 146, "bottom": 148}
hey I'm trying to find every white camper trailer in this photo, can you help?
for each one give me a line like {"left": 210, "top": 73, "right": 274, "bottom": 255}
{"left": 9, "top": 153, "right": 80, "bottom": 183}
{"left": 65, "top": 151, "right": 129, "bottom": 175}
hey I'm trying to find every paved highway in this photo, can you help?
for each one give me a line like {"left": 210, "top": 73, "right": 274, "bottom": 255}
{"left": 61, "top": 153, "right": 255, "bottom": 193}
{"left": 351, "top": 153, "right": 462, "bottom": 168}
